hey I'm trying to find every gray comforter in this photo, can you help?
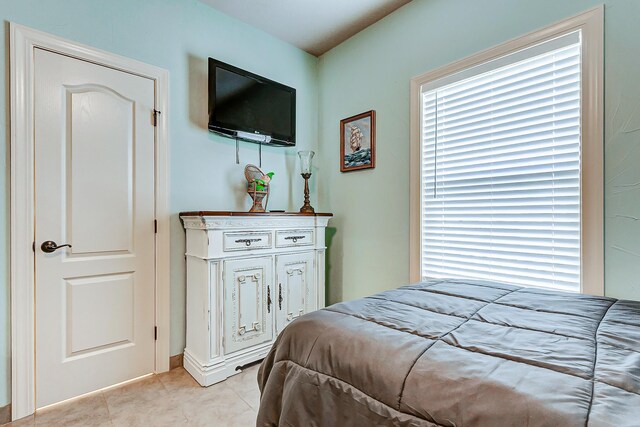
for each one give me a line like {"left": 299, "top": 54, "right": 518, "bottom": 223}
{"left": 257, "top": 279, "right": 640, "bottom": 426}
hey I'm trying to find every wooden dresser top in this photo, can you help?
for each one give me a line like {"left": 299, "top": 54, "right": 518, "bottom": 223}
{"left": 179, "top": 211, "right": 333, "bottom": 217}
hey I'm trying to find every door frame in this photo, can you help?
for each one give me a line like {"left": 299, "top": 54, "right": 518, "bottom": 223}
{"left": 9, "top": 23, "right": 171, "bottom": 420}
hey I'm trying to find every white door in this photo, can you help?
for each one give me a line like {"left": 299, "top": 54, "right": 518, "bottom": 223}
{"left": 34, "top": 48, "right": 156, "bottom": 408}
{"left": 223, "top": 257, "right": 274, "bottom": 354}
{"left": 275, "top": 252, "right": 316, "bottom": 333}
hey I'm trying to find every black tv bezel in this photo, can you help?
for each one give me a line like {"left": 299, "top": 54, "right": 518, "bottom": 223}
{"left": 208, "top": 58, "right": 296, "bottom": 147}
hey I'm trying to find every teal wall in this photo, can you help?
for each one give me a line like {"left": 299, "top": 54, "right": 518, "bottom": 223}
{"left": 0, "top": 0, "right": 318, "bottom": 407}
{"left": 317, "top": 0, "right": 640, "bottom": 305}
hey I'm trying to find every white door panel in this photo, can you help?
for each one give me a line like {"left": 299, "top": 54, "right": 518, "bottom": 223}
{"left": 276, "top": 252, "right": 316, "bottom": 334}
{"left": 65, "top": 273, "right": 134, "bottom": 357}
{"left": 66, "top": 85, "right": 135, "bottom": 255}
{"left": 34, "top": 48, "right": 156, "bottom": 408}
{"left": 223, "top": 257, "right": 274, "bottom": 355}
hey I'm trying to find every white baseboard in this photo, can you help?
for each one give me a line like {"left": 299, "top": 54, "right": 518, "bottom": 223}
{"left": 183, "top": 343, "right": 270, "bottom": 387}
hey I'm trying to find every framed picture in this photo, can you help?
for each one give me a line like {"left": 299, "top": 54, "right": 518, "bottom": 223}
{"left": 340, "top": 110, "right": 375, "bottom": 172}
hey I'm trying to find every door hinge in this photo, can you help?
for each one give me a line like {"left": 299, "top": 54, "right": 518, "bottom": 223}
{"left": 153, "top": 109, "right": 161, "bottom": 127}
{"left": 154, "top": 219, "right": 158, "bottom": 234}
{"left": 154, "top": 326, "right": 158, "bottom": 341}
{"left": 32, "top": 241, "right": 35, "bottom": 253}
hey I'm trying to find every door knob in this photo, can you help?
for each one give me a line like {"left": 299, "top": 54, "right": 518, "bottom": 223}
{"left": 41, "top": 241, "right": 72, "bottom": 253}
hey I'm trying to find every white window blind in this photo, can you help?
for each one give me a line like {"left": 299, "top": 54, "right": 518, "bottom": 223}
{"left": 420, "top": 32, "right": 582, "bottom": 292}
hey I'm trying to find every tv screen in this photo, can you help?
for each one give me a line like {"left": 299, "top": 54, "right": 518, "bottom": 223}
{"left": 208, "top": 58, "right": 296, "bottom": 146}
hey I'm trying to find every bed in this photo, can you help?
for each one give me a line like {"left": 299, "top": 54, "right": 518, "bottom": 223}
{"left": 257, "top": 278, "right": 640, "bottom": 426}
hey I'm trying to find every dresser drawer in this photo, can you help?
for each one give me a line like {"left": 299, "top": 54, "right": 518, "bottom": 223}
{"left": 223, "top": 231, "right": 272, "bottom": 251}
{"left": 275, "top": 229, "right": 314, "bottom": 248}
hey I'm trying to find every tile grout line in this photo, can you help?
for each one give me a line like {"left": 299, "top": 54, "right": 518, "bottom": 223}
{"left": 101, "top": 386, "right": 122, "bottom": 426}
{"left": 224, "top": 370, "right": 260, "bottom": 413}
{"left": 155, "top": 372, "right": 191, "bottom": 424}
{"left": 99, "top": 392, "right": 113, "bottom": 426}
{"left": 228, "top": 385, "right": 259, "bottom": 413}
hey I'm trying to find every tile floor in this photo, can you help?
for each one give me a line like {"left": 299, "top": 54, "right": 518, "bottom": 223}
{"left": 2, "top": 364, "right": 261, "bottom": 426}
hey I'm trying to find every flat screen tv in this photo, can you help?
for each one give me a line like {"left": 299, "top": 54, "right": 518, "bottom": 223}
{"left": 208, "top": 58, "right": 296, "bottom": 146}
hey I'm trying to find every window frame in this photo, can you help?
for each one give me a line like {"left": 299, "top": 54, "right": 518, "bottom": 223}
{"left": 409, "top": 6, "right": 604, "bottom": 295}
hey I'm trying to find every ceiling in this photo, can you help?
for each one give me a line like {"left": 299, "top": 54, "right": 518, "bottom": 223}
{"left": 199, "top": 0, "right": 411, "bottom": 56}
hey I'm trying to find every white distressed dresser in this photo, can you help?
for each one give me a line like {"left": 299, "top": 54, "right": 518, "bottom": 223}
{"left": 180, "top": 211, "right": 332, "bottom": 386}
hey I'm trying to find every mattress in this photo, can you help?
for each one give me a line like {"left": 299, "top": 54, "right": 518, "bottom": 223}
{"left": 257, "top": 279, "right": 640, "bottom": 426}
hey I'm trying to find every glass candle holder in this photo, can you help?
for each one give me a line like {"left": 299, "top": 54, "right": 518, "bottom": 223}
{"left": 298, "top": 151, "right": 315, "bottom": 175}
{"left": 298, "top": 151, "right": 315, "bottom": 213}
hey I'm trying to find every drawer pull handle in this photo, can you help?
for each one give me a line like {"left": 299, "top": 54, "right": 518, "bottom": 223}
{"left": 284, "top": 235, "right": 306, "bottom": 243}
{"left": 235, "top": 238, "right": 261, "bottom": 246}
{"left": 279, "top": 283, "right": 283, "bottom": 310}
{"left": 267, "top": 286, "right": 272, "bottom": 313}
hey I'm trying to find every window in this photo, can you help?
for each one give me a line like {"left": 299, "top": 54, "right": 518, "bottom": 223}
{"left": 410, "top": 8, "right": 603, "bottom": 294}
{"left": 423, "top": 34, "right": 581, "bottom": 292}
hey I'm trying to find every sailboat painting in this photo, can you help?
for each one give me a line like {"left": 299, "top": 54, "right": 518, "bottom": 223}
{"left": 340, "top": 110, "right": 376, "bottom": 172}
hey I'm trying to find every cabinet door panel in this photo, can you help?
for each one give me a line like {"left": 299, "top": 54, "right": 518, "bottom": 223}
{"left": 276, "top": 252, "right": 316, "bottom": 334}
{"left": 223, "top": 257, "right": 273, "bottom": 354}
